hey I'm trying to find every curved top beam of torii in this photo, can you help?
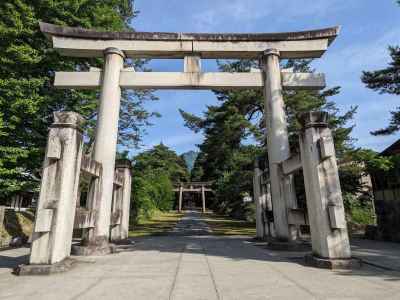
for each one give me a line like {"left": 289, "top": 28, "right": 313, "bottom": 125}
{"left": 39, "top": 22, "right": 340, "bottom": 59}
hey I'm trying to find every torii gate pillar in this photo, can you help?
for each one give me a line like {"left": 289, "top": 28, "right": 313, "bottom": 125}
{"left": 178, "top": 186, "right": 183, "bottom": 212}
{"left": 201, "top": 186, "right": 206, "bottom": 213}
{"left": 261, "top": 49, "right": 298, "bottom": 242}
{"left": 90, "top": 47, "right": 125, "bottom": 248}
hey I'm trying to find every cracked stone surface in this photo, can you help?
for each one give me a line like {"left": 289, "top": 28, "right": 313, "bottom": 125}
{"left": 0, "top": 211, "right": 400, "bottom": 299}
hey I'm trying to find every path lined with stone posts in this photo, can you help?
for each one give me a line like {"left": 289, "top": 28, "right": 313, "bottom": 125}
{"left": 0, "top": 211, "right": 399, "bottom": 299}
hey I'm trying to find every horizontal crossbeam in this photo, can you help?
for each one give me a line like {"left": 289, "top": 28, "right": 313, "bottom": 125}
{"left": 80, "top": 155, "right": 102, "bottom": 177}
{"left": 54, "top": 71, "right": 326, "bottom": 90}
{"left": 173, "top": 189, "right": 213, "bottom": 192}
{"left": 74, "top": 208, "right": 96, "bottom": 229}
{"left": 280, "top": 154, "right": 302, "bottom": 175}
{"left": 40, "top": 23, "right": 339, "bottom": 59}
{"left": 52, "top": 37, "right": 330, "bottom": 59}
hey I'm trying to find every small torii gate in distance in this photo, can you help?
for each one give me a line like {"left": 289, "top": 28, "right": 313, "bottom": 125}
{"left": 173, "top": 182, "right": 213, "bottom": 213}
{"left": 22, "top": 22, "right": 355, "bottom": 271}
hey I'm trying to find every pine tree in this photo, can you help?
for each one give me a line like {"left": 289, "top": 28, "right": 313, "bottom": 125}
{"left": 362, "top": 46, "right": 400, "bottom": 135}
{"left": 361, "top": 1, "right": 400, "bottom": 135}
{"left": 133, "top": 143, "right": 190, "bottom": 183}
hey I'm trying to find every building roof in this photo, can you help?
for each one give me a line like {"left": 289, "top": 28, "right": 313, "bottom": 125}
{"left": 381, "top": 139, "right": 400, "bottom": 156}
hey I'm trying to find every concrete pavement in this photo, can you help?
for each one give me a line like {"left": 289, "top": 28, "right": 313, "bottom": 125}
{"left": 0, "top": 211, "right": 399, "bottom": 299}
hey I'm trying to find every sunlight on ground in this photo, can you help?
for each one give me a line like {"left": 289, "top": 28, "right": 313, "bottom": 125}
{"left": 129, "top": 211, "right": 184, "bottom": 237}
{"left": 203, "top": 213, "right": 256, "bottom": 236}
{"left": 0, "top": 210, "right": 34, "bottom": 246}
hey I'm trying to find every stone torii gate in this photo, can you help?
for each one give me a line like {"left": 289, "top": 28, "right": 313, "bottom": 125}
{"left": 28, "top": 22, "right": 353, "bottom": 270}
{"left": 173, "top": 182, "right": 213, "bottom": 213}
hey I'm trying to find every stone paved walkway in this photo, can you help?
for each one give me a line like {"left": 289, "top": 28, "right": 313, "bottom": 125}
{"left": 0, "top": 211, "right": 400, "bottom": 299}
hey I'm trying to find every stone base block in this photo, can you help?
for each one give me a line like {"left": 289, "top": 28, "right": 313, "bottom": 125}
{"left": 14, "top": 258, "right": 76, "bottom": 276}
{"left": 266, "top": 239, "right": 311, "bottom": 251}
{"left": 305, "top": 254, "right": 362, "bottom": 270}
{"left": 71, "top": 243, "right": 116, "bottom": 256}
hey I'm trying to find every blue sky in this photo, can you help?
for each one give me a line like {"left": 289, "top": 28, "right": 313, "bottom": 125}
{"left": 129, "top": 0, "right": 400, "bottom": 156}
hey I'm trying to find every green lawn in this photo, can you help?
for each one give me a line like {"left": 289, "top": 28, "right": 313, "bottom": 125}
{"left": 203, "top": 213, "right": 256, "bottom": 236}
{"left": 129, "top": 211, "right": 183, "bottom": 237}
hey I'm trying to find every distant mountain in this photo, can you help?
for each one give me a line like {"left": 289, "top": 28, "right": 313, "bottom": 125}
{"left": 181, "top": 151, "right": 198, "bottom": 172}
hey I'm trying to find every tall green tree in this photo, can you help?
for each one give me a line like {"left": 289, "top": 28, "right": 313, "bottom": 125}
{"left": 132, "top": 144, "right": 189, "bottom": 220}
{"left": 133, "top": 143, "right": 189, "bottom": 183}
{"left": 361, "top": 1, "right": 400, "bottom": 135}
{"left": 0, "top": 1, "right": 157, "bottom": 196}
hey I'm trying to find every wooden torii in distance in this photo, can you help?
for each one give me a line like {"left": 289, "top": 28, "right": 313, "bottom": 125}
{"left": 173, "top": 182, "right": 213, "bottom": 213}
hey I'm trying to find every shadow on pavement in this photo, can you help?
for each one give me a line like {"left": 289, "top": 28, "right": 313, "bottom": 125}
{"left": 0, "top": 252, "right": 28, "bottom": 269}
{"left": 1, "top": 211, "right": 399, "bottom": 283}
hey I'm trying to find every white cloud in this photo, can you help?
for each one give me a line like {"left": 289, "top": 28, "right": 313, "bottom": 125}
{"left": 192, "top": 0, "right": 350, "bottom": 32}
{"left": 316, "top": 26, "right": 400, "bottom": 83}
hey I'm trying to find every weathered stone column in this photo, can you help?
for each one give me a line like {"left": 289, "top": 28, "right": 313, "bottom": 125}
{"left": 29, "top": 112, "right": 84, "bottom": 266}
{"left": 260, "top": 49, "right": 297, "bottom": 241}
{"left": 201, "top": 186, "right": 206, "bottom": 213}
{"left": 110, "top": 182, "right": 123, "bottom": 240}
{"left": 0, "top": 206, "right": 5, "bottom": 230}
{"left": 178, "top": 186, "right": 183, "bottom": 212}
{"left": 263, "top": 180, "right": 275, "bottom": 237}
{"left": 299, "top": 112, "right": 356, "bottom": 269}
{"left": 112, "top": 160, "right": 132, "bottom": 241}
{"left": 253, "top": 158, "right": 265, "bottom": 239}
{"left": 91, "top": 47, "right": 125, "bottom": 247}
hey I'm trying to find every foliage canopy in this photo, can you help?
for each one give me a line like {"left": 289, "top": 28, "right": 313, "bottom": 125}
{"left": 0, "top": 0, "right": 158, "bottom": 196}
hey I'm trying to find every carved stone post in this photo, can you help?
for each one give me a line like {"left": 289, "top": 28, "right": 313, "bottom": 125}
{"left": 263, "top": 180, "right": 275, "bottom": 237}
{"left": 111, "top": 160, "right": 132, "bottom": 241}
{"left": 178, "top": 186, "right": 183, "bottom": 212}
{"left": 299, "top": 112, "right": 358, "bottom": 269}
{"left": 110, "top": 181, "right": 122, "bottom": 241}
{"left": 253, "top": 158, "right": 265, "bottom": 239}
{"left": 91, "top": 47, "right": 125, "bottom": 250}
{"left": 201, "top": 185, "right": 206, "bottom": 213}
{"left": 260, "top": 49, "right": 298, "bottom": 242}
{"left": 27, "top": 112, "right": 84, "bottom": 268}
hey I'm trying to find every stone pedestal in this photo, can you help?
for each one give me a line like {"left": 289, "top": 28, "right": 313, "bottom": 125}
{"left": 305, "top": 254, "right": 361, "bottom": 270}
{"left": 89, "top": 47, "right": 125, "bottom": 250}
{"left": 261, "top": 49, "right": 298, "bottom": 242}
{"left": 299, "top": 112, "right": 354, "bottom": 267}
{"left": 253, "top": 158, "right": 269, "bottom": 239}
{"left": 28, "top": 112, "right": 84, "bottom": 267}
{"left": 15, "top": 258, "right": 77, "bottom": 276}
{"left": 71, "top": 238, "right": 116, "bottom": 256}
